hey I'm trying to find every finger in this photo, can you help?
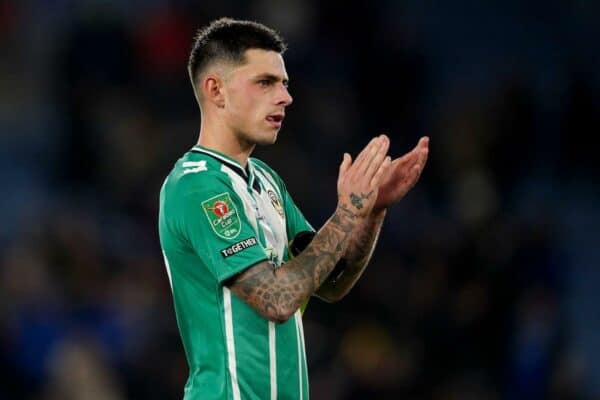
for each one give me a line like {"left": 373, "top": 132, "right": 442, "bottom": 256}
{"left": 381, "top": 155, "right": 395, "bottom": 183}
{"left": 416, "top": 136, "right": 429, "bottom": 163}
{"left": 409, "top": 158, "right": 426, "bottom": 185}
{"left": 416, "top": 139, "right": 429, "bottom": 168}
{"left": 352, "top": 136, "right": 382, "bottom": 174}
{"left": 340, "top": 153, "right": 352, "bottom": 174}
{"left": 395, "top": 151, "right": 416, "bottom": 169}
{"left": 421, "top": 147, "right": 429, "bottom": 167}
{"left": 356, "top": 135, "right": 386, "bottom": 176}
{"left": 407, "top": 136, "right": 428, "bottom": 158}
{"left": 363, "top": 135, "right": 390, "bottom": 179}
{"left": 392, "top": 137, "right": 422, "bottom": 168}
{"left": 352, "top": 137, "right": 378, "bottom": 168}
{"left": 403, "top": 136, "right": 429, "bottom": 169}
{"left": 337, "top": 153, "right": 352, "bottom": 187}
{"left": 371, "top": 156, "right": 392, "bottom": 188}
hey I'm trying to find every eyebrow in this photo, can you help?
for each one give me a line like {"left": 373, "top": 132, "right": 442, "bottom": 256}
{"left": 254, "top": 73, "right": 289, "bottom": 85}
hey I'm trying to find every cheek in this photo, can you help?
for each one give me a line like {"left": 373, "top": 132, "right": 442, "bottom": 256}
{"left": 228, "top": 88, "right": 259, "bottom": 116}
{"left": 240, "top": 101, "right": 265, "bottom": 126}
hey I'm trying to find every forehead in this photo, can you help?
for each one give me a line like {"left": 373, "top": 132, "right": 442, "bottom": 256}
{"left": 232, "top": 49, "right": 288, "bottom": 79}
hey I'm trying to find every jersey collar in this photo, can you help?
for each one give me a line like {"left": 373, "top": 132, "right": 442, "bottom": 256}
{"left": 191, "top": 145, "right": 246, "bottom": 174}
{"left": 191, "top": 145, "right": 261, "bottom": 193}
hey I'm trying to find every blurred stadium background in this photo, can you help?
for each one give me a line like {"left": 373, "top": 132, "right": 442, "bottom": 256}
{"left": 1, "top": 1, "right": 599, "bottom": 399}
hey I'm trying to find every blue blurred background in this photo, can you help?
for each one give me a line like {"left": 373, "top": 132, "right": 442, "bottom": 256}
{"left": 1, "top": 1, "right": 599, "bottom": 399}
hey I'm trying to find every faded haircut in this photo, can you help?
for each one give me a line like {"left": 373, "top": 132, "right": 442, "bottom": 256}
{"left": 188, "top": 18, "right": 286, "bottom": 101}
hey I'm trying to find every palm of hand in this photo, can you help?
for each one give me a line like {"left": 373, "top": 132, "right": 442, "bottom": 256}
{"left": 374, "top": 137, "right": 429, "bottom": 210}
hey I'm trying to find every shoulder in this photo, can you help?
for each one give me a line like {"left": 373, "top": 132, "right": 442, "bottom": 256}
{"left": 163, "top": 151, "right": 233, "bottom": 198}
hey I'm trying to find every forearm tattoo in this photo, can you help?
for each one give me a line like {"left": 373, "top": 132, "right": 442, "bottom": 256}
{"left": 229, "top": 205, "right": 358, "bottom": 321}
{"left": 316, "top": 210, "right": 386, "bottom": 301}
{"left": 345, "top": 211, "right": 384, "bottom": 267}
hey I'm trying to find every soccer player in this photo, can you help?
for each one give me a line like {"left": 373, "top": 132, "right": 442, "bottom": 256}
{"left": 158, "top": 18, "right": 429, "bottom": 400}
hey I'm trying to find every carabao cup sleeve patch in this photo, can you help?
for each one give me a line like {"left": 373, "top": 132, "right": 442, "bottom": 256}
{"left": 176, "top": 186, "right": 267, "bottom": 284}
{"left": 201, "top": 192, "right": 242, "bottom": 239}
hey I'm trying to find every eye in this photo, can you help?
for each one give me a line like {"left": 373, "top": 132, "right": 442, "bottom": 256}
{"left": 258, "top": 79, "right": 272, "bottom": 87}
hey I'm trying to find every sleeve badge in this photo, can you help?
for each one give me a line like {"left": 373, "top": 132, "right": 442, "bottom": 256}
{"left": 201, "top": 192, "right": 241, "bottom": 239}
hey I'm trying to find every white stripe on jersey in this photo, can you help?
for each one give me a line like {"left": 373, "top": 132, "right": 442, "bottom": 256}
{"left": 182, "top": 160, "right": 206, "bottom": 167}
{"left": 182, "top": 160, "right": 208, "bottom": 174}
{"left": 297, "top": 310, "right": 309, "bottom": 396}
{"left": 294, "top": 312, "right": 303, "bottom": 400}
{"left": 161, "top": 251, "right": 173, "bottom": 291}
{"left": 269, "top": 321, "right": 277, "bottom": 400}
{"left": 252, "top": 165, "right": 283, "bottom": 200}
{"left": 223, "top": 287, "right": 241, "bottom": 400}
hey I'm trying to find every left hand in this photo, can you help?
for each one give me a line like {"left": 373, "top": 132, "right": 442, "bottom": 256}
{"left": 373, "top": 136, "right": 429, "bottom": 211}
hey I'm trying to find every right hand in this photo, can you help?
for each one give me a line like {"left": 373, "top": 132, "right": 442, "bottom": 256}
{"left": 337, "top": 135, "right": 392, "bottom": 218}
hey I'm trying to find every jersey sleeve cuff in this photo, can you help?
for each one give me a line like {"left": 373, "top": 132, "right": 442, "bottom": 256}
{"left": 214, "top": 236, "right": 270, "bottom": 284}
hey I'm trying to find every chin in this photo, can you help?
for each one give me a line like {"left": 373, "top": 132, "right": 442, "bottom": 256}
{"left": 254, "top": 131, "right": 279, "bottom": 146}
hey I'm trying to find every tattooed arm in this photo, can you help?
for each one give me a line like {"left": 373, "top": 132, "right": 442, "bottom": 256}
{"left": 228, "top": 205, "right": 358, "bottom": 322}
{"left": 316, "top": 136, "right": 430, "bottom": 302}
{"left": 227, "top": 135, "right": 391, "bottom": 323}
{"left": 315, "top": 208, "right": 387, "bottom": 303}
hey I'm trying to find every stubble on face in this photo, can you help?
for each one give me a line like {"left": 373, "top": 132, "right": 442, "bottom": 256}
{"left": 221, "top": 49, "right": 290, "bottom": 147}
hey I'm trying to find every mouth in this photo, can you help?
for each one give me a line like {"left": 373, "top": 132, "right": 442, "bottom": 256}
{"left": 266, "top": 113, "right": 285, "bottom": 128}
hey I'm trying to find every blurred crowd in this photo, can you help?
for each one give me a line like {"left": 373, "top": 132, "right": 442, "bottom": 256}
{"left": 1, "top": 1, "right": 599, "bottom": 399}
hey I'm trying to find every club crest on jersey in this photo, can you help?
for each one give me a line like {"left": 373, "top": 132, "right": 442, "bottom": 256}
{"left": 201, "top": 192, "right": 241, "bottom": 239}
{"left": 267, "top": 189, "right": 284, "bottom": 218}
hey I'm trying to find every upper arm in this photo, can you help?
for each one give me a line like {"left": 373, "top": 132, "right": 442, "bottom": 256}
{"left": 225, "top": 259, "right": 287, "bottom": 322}
{"left": 175, "top": 174, "right": 294, "bottom": 322}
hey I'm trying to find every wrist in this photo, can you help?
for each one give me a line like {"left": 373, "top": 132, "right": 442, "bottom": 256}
{"left": 333, "top": 204, "right": 362, "bottom": 227}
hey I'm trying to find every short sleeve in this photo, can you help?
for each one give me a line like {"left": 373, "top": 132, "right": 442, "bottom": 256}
{"left": 177, "top": 177, "right": 268, "bottom": 283}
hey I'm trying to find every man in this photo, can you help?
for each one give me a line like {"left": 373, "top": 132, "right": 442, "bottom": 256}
{"left": 158, "top": 18, "right": 429, "bottom": 400}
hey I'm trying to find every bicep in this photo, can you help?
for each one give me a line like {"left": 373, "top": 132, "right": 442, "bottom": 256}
{"left": 226, "top": 256, "right": 312, "bottom": 323}
{"left": 226, "top": 260, "right": 282, "bottom": 322}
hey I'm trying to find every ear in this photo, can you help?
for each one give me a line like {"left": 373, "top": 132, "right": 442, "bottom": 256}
{"left": 202, "top": 74, "right": 226, "bottom": 108}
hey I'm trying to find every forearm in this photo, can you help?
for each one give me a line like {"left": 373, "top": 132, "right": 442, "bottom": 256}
{"left": 316, "top": 208, "right": 386, "bottom": 301}
{"left": 228, "top": 205, "right": 358, "bottom": 322}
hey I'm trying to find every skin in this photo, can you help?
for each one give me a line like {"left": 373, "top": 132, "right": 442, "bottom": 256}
{"left": 315, "top": 136, "right": 429, "bottom": 302}
{"left": 196, "top": 49, "right": 293, "bottom": 166}
{"left": 229, "top": 137, "right": 391, "bottom": 322}
{"left": 194, "top": 48, "right": 429, "bottom": 322}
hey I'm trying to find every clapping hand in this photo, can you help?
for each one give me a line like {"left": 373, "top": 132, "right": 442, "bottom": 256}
{"left": 372, "top": 136, "right": 429, "bottom": 211}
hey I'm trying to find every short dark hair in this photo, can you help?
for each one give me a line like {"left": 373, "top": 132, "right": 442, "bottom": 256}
{"left": 188, "top": 18, "right": 287, "bottom": 96}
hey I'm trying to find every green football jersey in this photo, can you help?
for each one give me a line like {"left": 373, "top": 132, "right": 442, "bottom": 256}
{"left": 159, "top": 145, "right": 314, "bottom": 400}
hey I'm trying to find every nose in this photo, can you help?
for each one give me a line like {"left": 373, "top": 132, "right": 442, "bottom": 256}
{"left": 276, "top": 83, "right": 293, "bottom": 106}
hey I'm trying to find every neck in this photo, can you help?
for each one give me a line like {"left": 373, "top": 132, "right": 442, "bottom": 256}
{"left": 197, "top": 112, "right": 254, "bottom": 167}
